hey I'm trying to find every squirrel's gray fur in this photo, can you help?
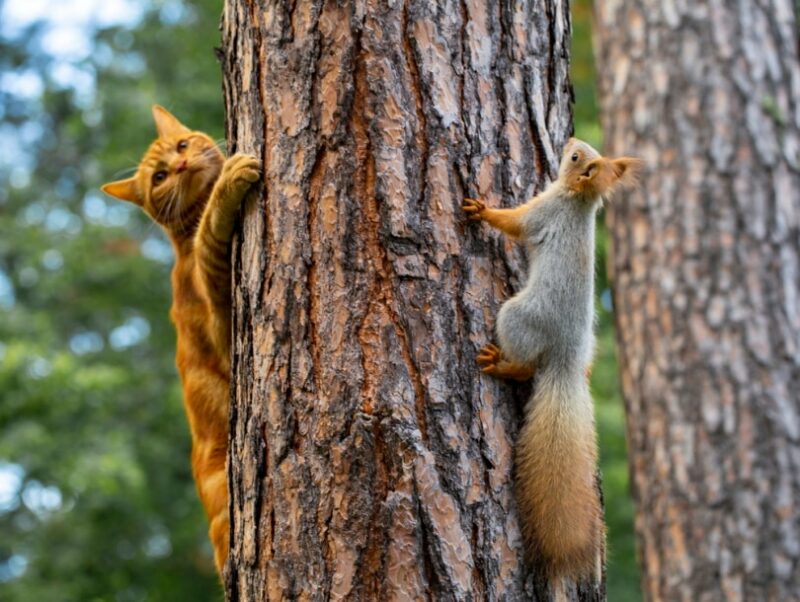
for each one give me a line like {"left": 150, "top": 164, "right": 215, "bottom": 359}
{"left": 469, "top": 138, "right": 640, "bottom": 582}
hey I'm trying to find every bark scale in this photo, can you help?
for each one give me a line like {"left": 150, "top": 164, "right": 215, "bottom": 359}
{"left": 222, "top": 1, "right": 603, "bottom": 599}
{"left": 594, "top": 1, "right": 800, "bottom": 600}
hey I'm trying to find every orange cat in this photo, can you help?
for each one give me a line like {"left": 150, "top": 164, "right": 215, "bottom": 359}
{"left": 101, "top": 106, "right": 260, "bottom": 572}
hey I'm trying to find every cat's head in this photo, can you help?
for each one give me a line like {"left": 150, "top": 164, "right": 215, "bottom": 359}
{"left": 101, "top": 105, "right": 224, "bottom": 232}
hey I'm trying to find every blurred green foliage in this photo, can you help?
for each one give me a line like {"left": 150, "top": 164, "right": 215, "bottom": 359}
{"left": 0, "top": 0, "right": 223, "bottom": 599}
{"left": 0, "top": 0, "right": 640, "bottom": 599}
{"left": 572, "top": 0, "right": 642, "bottom": 600}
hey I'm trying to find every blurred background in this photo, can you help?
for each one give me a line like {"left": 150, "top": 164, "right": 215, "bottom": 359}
{"left": 0, "top": 0, "right": 639, "bottom": 599}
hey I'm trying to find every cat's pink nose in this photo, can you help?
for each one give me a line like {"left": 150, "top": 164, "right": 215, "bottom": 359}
{"left": 176, "top": 159, "right": 188, "bottom": 173}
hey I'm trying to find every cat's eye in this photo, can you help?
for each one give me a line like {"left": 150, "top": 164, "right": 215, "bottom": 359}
{"left": 571, "top": 152, "right": 579, "bottom": 162}
{"left": 177, "top": 140, "right": 189, "bottom": 152}
{"left": 152, "top": 170, "right": 168, "bottom": 185}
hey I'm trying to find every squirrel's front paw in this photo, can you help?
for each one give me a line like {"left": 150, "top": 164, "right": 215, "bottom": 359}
{"left": 462, "top": 198, "right": 486, "bottom": 221}
{"left": 477, "top": 344, "right": 501, "bottom": 373}
{"left": 221, "top": 154, "right": 261, "bottom": 194}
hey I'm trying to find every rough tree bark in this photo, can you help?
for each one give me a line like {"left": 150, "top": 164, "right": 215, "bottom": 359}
{"left": 594, "top": 1, "right": 800, "bottom": 600}
{"left": 221, "top": 1, "right": 604, "bottom": 600}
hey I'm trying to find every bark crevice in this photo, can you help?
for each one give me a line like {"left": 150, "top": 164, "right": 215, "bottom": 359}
{"left": 222, "top": 0, "right": 596, "bottom": 599}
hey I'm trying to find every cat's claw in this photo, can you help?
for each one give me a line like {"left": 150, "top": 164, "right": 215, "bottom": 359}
{"left": 223, "top": 154, "right": 262, "bottom": 190}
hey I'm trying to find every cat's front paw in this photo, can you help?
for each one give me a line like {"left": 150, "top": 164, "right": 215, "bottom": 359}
{"left": 221, "top": 154, "right": 261, "bottom": 195}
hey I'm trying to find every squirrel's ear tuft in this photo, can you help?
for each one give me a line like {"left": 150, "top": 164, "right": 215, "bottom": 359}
{"left": 575, "top": 156, "right": 643, "bottom": 198}
{"left": 610, "top": 157, "right": 644, "bottom": 189}
{"left": 152, "top": 105, "right": 190, "bottom": 138}
{"left": 101, "top": 177, "right": 142, "bottom": 205}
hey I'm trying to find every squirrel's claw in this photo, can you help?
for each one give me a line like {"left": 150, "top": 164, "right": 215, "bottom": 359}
{"left": 477, "top": 344, "right": 502, "bottom": 367}
{"left": 462, "top": 198, "right": 486, "bottom": 220}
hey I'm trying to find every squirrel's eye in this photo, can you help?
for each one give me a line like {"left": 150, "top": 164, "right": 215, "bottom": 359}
{"left": 571, "top": 153, "right": 579, "bottom": 162}
{"left": 152, "top": 170, "right": 167, "bottom": 185}
{"left": 177, "top": 140, "right": 189, "bottom": 152}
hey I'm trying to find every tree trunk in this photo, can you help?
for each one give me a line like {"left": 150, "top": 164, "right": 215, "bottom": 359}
{"left": 594, "top": 2, "right": 800, "bottom": 600}
{"left": 221, "top": 1, "right": 603, "bottom": 599}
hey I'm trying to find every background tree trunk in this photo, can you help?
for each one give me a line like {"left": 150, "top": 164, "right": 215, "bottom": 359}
{"left": 594, "top": 2, "right": 800, "bottom": 600}
{"left": 221, "top": 1, "right": 604, "bottom": 600}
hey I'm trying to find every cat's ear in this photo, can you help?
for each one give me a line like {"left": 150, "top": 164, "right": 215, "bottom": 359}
{"left": 152, "top": 105, "right": 190, "bottom": 138}
{"left": 101, "top": 177, "right": 142, "bottom": 205}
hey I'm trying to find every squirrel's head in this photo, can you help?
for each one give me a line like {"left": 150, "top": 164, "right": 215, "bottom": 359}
{"left": 558, "top": 138, "right": 642, "bottom": 201}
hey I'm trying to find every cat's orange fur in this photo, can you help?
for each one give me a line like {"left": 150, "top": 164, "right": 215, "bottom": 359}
{"left": 102, "top": 106, "right": 260, "bottom": 573}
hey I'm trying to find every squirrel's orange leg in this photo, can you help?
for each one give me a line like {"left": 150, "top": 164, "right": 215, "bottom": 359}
{"left": 477, "top": 344, "right": 536, "bottom": 381}
{"left": 463, "top": 198, "right": 527, "bottom": 239}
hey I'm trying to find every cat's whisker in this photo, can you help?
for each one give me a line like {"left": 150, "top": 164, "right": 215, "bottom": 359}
{"left": 152, "top": 205, "right": 171, "bottom": 232}
{"left": 173, "top": 200, "right": 185, "bottom": 234}
{"left": 170, "top": 188, "right": 182, "bottom": 223}
{"left": 144, "top": 221, "right": 160, "bottom": 237}
{"left": 155, "top": 187, "right": 180, "bottom": 231}
{"left": 111, "top": 165, "right": 139, "bottom": 179}
{"left": 201, "top": 149, "right": 222, "bottom": 163}
{"left": 151, "top": 196, "right": 168, "bottom": 225}
{"left": 173, "top": 179, "right": 192, "bottom": 236}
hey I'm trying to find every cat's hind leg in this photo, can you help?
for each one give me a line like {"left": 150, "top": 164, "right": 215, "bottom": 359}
{"left": 192, "top": 436, "right": 229, "bottom": 573}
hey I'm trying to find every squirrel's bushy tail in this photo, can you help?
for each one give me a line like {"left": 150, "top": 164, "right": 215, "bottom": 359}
{"left": 516, "top": 365, "right": 603, "bottom": 581}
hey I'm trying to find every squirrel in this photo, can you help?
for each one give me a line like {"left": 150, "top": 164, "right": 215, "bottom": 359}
{"left": 463, "top": 138, "right": 641, "bottom": 582}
